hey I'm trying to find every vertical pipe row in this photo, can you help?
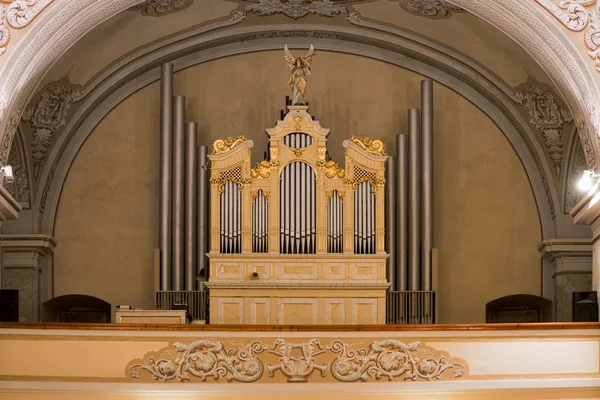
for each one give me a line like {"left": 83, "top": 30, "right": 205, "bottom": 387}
{"left": 197, "top": 146, "right": 209, "bottom": 288}
{"left": 396, "top": 134, "right": 408, "bottom": 291}
{"left": 173, "top": 95, "right": 186, "bottom": 291}
{"left": 421, "top": 80, "right": 433, "bottom": 291}
{"left": 185, "top": 122, "right": 198, "bottom": 291}
{"left": 159, "top": 63, "right": 173, "bottom": 291}
{"left": 386, "top": 156, "right": 396, "bottom": 291}
{"left": 408, "top": 108, "right": 421, "bottom": 291}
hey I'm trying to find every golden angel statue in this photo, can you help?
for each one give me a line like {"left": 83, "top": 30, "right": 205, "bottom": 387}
{"left": 284, "top": 45, "right": 316, "bottom": 105}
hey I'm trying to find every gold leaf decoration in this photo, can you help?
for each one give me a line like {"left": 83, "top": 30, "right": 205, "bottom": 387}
{"left": 350, "top": 136, "right": 387, "bottom": 156}
{"left": 211, "top": 135, "right": 248, "bottom": 155}
{"left": 317, "top": 160, "right": 345, "bottom": 178}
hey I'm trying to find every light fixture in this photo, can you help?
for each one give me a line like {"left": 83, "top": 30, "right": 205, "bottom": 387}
{"left": 578, "top": 169, "right": 599, "bottom": 192}
{"left": 1, "top": 165, "right": 14, "bottom": 184}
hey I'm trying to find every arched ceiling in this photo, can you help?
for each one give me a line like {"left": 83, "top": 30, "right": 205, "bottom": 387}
{"left": 4, "top": 0, "right": 591, "bottom": 239}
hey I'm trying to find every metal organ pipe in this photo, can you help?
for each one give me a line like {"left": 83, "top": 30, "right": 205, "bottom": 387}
{"left": 396, "top": 134, "right": 408, "bottom": 291}
{"left": 408, "top": 108, "right": 421, "bottom": 291}
{"left": 172, "top": 95, "right": 186, "bottom": 291}
{"left": 385, "top": 156, "right": 396, "bottom": 291}
{"left": 197, "top": 146, "right": 209, "bottom": 289}
{"left": 159, "top": 63, "right": 173, "bottom": 291}
{"left": 421, "top": 80, "right": 434, "bottom": 291}
{"left": 185, "top": 122, "right": 198, "bottom": 291}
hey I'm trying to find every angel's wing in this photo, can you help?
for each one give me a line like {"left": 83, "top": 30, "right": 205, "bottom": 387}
{"left": 304, "top": 45, "right": 316, "bottom": 64}
{"left": 284, "top": 45, "right": 295, "bottom": 69}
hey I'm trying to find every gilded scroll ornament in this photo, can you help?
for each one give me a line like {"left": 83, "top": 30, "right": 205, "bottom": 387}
{"left": 211, "top": 135, "right": 248, "bottom": 155}
{"left": 327, "top": 339, "right": 465, "bottom": 382}
{"left": 350, "top": 136, "right": 387, "bottom": 156}
{"left": 128, "top": 339, "right": 267, "bottom": 382}
{"left": 251, "top": 160, "right": 274, "bottom": 178}
{"left": 317, "top": 160, "right": 345, "bottom": 178}
{"left": 291, "top": 148, "right": 307, "bottom": 158}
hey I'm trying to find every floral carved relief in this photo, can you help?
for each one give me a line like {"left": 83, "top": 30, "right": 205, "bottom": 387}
{"left": 22, "top": 85, "right": 74, "bottom": 179}
{"left": 0, "top": 0, "right": 54, "bottom": 56}
{"left": 245, "top": 0, "right": 347, "bottom": 19}
{"left": 515, "top": 85, "right": 573, "bottom": 176}
{"left": 397, "top": 0, "right": 464, "bottom": 19}
{"left": 132, "top": 0, "right": 194, "bottom": 17}
{"left": 128, "top": 338, "right": 467, "bottom": 383}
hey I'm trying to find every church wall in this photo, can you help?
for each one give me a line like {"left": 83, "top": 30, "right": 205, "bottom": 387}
{"left": 53, "top": 51, "right": 542, "bottom": 323}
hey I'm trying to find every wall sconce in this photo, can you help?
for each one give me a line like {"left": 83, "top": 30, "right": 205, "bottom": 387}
{"left": 1, "top": 165, "right": 14, "bottom": 184}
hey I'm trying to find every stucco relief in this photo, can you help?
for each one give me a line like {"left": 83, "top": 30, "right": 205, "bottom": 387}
{"left": 245, "top": 0, "right": 347, "bottom": 19}
{"left": 515, "top": 85, "right": 573, "bottom": 176}
{"left": 22, "top": 85, "right": 74, "bottom": 179}
{"left": 0, "top": 0, "right": 54, "bottom": 55}
{"left": 128, "top": 338, "right": 467, "bottom": 383}
{"left": 132, "top": 0, "right": 193, "bottom": 17}
{"left": 397, "top": 0, "right": 463, "bottom": 18}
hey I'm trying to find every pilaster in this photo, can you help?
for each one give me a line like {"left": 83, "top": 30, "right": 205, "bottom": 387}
{"left": 538, "top": 240, "right": 592, "bottom": 321}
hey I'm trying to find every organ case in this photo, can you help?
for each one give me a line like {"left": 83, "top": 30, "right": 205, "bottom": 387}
{"left": 205, "top": 105, "right": 390, "bottom": 325}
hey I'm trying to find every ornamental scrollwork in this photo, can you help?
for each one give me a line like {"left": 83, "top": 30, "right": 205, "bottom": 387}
{"left": 127, "top": 338, "right": 467, "bottom": 383}
{"left": 22, "top": 84, "right": 74, "bottom": 179}
{"left": 350, "top": 136, "right": 387, "bottom": 156}
{"left": 397, "top": 0, "right": 464, "bottom": 19}
{"left": 0, "top": 0, "right": 54, "bottom": 56}
{"left": 265, "top": 338, "right": 329, "bottom": 382}
{"left": 210, "top": 176, "right": 253, "bottom": 194}
{"left": 211, "top": 136, "right": 248, "bottom": 155}
{"left": 128, "top": 339, "right": 268, "bottom": 382}
{"left": 317, "top": 160, "right": 345, "bottom": 178}
{"left": 132, "top": 0, "right": 194, "bottom": 17}
{"left": 245, "top": 0, "right": 347, "bottom": 19}
{"left": 515, "top": 85, "right": 573, "bottom": 176}
{"left": 327, "top": 339, "right": 465, "bottom": 382}
{"left": 251, "top": 160, "right": 279, "bottom": 178}
{"left": 344, "top": 176, "right": 385, "bottom": 193}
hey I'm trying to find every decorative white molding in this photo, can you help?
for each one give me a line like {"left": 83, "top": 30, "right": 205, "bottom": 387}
{"left": 245, "top": 0, "right": 347, "bottom": 19}
{"left": 0, "top": 0, "right": 54, "bottom": 56}
{"left": 128, "top": 338, "right": 467, "bottom": 383}
{"left": 22, "top": 85, "right": 73, "bottom": 179}
{"left": 535, "top": 0, "right": 589, "bottom": 31}
{"left": 397, "top": 0, "right": 463, "bottom": 19}
{"left": 132, "top": 0, "right": 193, "bottom": 17}
{"left": 515, "top": 85, "right": 573, "bottom": 176}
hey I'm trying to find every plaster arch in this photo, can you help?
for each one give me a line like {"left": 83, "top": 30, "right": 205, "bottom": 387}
{"left": 35, "top": 31, "right": 557, "bottom": 240}
{"left": 1, "top": 0, "right": 600, "bottom": 186}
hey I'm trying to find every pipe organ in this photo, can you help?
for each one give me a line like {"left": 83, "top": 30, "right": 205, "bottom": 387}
{"left": 205, "top": 105, "right": 390, "bottom": 325}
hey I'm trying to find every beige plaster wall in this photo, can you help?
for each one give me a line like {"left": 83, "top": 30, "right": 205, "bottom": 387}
{"left": 53, "top": 51, "right": 541, "bottom": 323}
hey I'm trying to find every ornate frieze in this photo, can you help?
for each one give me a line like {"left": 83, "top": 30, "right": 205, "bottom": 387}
{"left": 515, "top": 85, "right": 573, "bottom": 176}
{"left": 397, "top": 0, "right": 463, "bottom": 19}
{"left": 132, "top": 0, "right": 194, "bottom": 17}
{"left": 128, "top": 337, "right": 467, "bottom": 383}
{"left": 245, "top": 0, "right": 347, "bottom": 19}
{"left": 0, "top": 0, "right": 54, "bottom": 56}
{"left": 22, "top": 85, "right": 74, "bottom": 179}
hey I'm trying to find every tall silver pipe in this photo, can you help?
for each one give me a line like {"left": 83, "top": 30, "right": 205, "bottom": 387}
{"left": 185, "top": 122, "right": 198, "bottom": 291}
{"left": 172, "top": 95, "right": 185, "bottom": 291}
{"left": 396, "top": 134, "right": 408, "bottom": 291}
{"left": 159, "top": 63, "right": 173, "bottom": 291}
{"left": 408, "top": 108, "right": 421, "bottom": 291}
{"left": 386, "top": 156, "right": 396, "bottom": 290}
{"left": 197, "top": 146, "right": 208, "bottom": 288}
{"left": 421, "top": 80, "right": 434, "bottom": 291}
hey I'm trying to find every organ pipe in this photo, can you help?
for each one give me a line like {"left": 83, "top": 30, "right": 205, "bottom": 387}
{"left": 173, "top": 95, "right": 186, "bottom": 291}
{"left": 421, "top": 80, "right": 433, "bottom": 291}
{"left": 385, "top": 156, "right": 396, "bottom": 291}
{"left": 185, "top": 122, "right": 198, "bottom": 291}
{"left": 197, "top": 145, "right": 209, "bottom": 289}
{"left": 159, "top": 63, "right": 173, "bottom": 291}
{"left": 408, "top": 108, "right": 421, "bottom": 291}
{"left": 280, "top": 162, "right": 315, "bottom": 254}
{"left": 396, "top": 134, "right": 408, "bottom": 291}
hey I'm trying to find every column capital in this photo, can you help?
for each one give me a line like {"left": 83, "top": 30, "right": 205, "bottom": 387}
{"left": 538, "top": 239, "right": 592, "bottom": 258}
{"left": 0, "top": 234, "right": 56, "bottom": 254}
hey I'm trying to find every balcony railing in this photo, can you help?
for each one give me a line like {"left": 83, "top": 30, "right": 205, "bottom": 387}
{"left": 386, "top": 291, "right": 437, "bottom": 324}
{"left": 156, "top": 291, "right": 208, "bottom": 321}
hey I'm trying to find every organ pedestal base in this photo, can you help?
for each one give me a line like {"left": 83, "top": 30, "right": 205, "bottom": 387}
{"left": 205, "top": 254, "right": 389, "bottom": 325}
